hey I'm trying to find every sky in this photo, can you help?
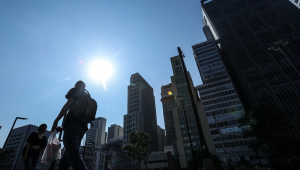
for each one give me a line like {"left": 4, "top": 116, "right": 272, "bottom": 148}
{"left": 0, "top": 0, "right": 207, "bottom": 147}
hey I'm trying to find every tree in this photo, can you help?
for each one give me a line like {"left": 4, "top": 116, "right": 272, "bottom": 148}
{"left": 0, "top": 148, "right": 16, "bottom": 170}
{"left": 121, "top": 131, "right": 151, "bottom": 170}
{"left": 238, "top": 106, "right": 300, "bottom": 168}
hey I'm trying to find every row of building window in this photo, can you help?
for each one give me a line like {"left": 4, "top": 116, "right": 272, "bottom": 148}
{"left": 198, "top": 79, "right": 231, "bottom": 92}
{"left": 199, "top": 58, "right": 221, "bottom": 67}
{"left": 204, "top": 100, "right": 241, "bottom": 111}
{"left": 208, "top": 119, "right": 240, "bottom": 128}
{"left": 205, "top": 106, "right": 244, "bottom": 117}
{"left": 203, "top": 94, "right": 238, "bottom": 106}
{"left": 198, "top": 54, "right": 219, "bottom": 63}
{"left": 204, "top": 70, "right": 228, "bottom": 80}
{"left": 202, "top": 65, "right": 225, "bottom": 75}
{"left": 212, "top": 134, "right": 243, "bottom": 142}
{"left": 200, "top": 85, "right": 234, "bottom": 96}
{"left": 207, "top": 112, "right": 242, "bottom": 122}
{"left": 215, "top": 140, "right": 246, "bottom": 148}
{"left": 193, "top": 43, "right": 214, "bottom": 52}
{"left": 201, "top": 89, "right": 236, "bottom": 101}
{"left": 195, "top": 47, "right": 217, "bottom": 57}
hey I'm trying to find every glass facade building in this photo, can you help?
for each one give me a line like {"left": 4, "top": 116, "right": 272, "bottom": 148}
{"left": 202, "top": 0, "right": 300, "bottom": 165}
{"left": 193, "top": 39, "right": 267, "bottom": 166}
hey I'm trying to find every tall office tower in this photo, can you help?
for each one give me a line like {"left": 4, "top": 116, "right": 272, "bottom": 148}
{"left": 156, "top": 125, "right": 166, "bottom": 151}
{"left": 160, "top": 127, "right": 167, "bottom": 149}
{"left": 201, "top": 0, "right": 300, "bottom": 165}
{"left": 3, "top": 125, "right": 50, "bottom": 170}
{"left": 107, "top": 124, "right": 123, "bottom": 142}
{"left": 123, "top": 73, "right": 159, "bottom": 170}
{"left": 170, "top": 55, "right": 215, "bottom": 168}
{"left": 291, "top": 0, "right": 300, "bottom": 8}
{"left": 157, "top": 125, "right": 166, "bottom": 151}
{"left": 160, "top": 83, "right": 177, "bottom": 148}
{"left": 193, "top": 38, "right": 267, "bottom": 166}
{"left": 157, "top": 125, "right": 163, "bottom": 151}
{"left": 86, "top": 117, "right": 106, "bottom": 147}
{"left": 105, "top": 132, "right": 107, "bottom": 144}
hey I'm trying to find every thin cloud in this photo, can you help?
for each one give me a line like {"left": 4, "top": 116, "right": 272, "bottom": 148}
{"left": 57, "top": 77, "right": 71, "bottom": 82}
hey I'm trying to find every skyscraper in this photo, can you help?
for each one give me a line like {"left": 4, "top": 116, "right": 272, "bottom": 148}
{"left": 160, "top": 83, "right": 177, "bottom": 148}
{"left": 201, "top": 0, "right": 300, "bottom": 165}
{"left": 86, "top": 117, "right": 106, "bottom": 147}
{"left": 170, "top": 55, "right": 215, "bottom": 168}
{"left": 107, "top": 124, "right": 123, "bottom": 142}
{"left": 156, "top": 125, "right": 166, "bottom": 151}
{"left": 123, "top": 73, "right": 159, "bottom": 170}
{"left": 291, "top": 0, "right": 300, "bottom": 8}
{"left": 192, "top": 35, "right": 267, "bottom": 166}
{"left": 3, "top": 124, "right": 51, "bottom": 170}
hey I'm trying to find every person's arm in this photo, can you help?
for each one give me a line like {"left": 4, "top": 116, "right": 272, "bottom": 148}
{"left": 51, "top": 97, "right": 75, "bottom": 132}
{"left": 22, "top": 142, "right": 31, "bottom": 162}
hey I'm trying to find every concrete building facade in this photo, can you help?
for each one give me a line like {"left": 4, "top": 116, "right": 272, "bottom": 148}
{"left": 107, "top": 124, "right": 123, "bottom": 142}
{"left": 170, "top": 55, "right": 215, "bottom": 168}
{"left": 86, "top": 117, "right": 106, "bottom": 147}
{"left": 156, "top": 125, "right": 166, "bottom": 151}
{"left": 160, "top": 83, "right": 177, "bottom": 149}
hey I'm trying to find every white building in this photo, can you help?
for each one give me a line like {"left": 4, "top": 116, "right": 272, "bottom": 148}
{"left": 3, "top": 124, "right": 51, "bottom": 170}
{"left": 86, "top": 117, "right": 106, "bottom": 147}
{"left": 93, "top": 146, "right": 105, "bottom": 170}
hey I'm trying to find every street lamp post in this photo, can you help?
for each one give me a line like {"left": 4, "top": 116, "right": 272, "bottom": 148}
{"left": 3, "top": 117, "right": 28, "bottom": 149}
{"left": 268, "top": 40, "right": 300, "bottom": 76}
{"left": 177, "top": 47, "right": 215, "bottom": 170}
{"left": 176, "top": 96, "right": 198, "bottom": 169}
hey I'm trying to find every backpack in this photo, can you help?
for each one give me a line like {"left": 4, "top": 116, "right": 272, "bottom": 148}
{"left": 70, "top": 90, "right": 97, "bottom": 124}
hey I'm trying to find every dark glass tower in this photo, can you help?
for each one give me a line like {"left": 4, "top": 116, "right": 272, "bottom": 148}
{"left": 201, "top": 0, "right": 300, "bottom": 165}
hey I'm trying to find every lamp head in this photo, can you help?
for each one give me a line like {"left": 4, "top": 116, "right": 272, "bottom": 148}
{"left": 268, "top": 46, "right": 275, "bottom": 51}
{"left": 16, "top": 117, "right": 28, "bottom": 120}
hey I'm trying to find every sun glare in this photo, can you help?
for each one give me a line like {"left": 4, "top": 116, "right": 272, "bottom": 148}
{"left": 89, "top": 59, "right": 114, "bottom": 84}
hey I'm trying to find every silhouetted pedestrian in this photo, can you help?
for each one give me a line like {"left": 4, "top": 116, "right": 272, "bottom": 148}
{"left": 51, "top": 81, "right": 90, "bottom": 170}
{"left": 22, "top": 124, "right": 47, "bottom": 170}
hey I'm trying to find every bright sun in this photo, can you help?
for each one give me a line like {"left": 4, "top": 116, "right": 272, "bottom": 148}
{"left": 89, "top": 59, "right": 114, "bottom": 85}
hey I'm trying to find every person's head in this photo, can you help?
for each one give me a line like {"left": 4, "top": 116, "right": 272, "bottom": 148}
{"left": 75, "top": 80, "right": 85, "bottom": 91}
{"left": 38, "top": 124, "right": 47, "bottom": 133}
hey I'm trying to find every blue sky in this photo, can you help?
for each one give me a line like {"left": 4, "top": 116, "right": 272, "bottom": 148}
{"left": 0, "top": 0, "right": 206, "bottom": 146}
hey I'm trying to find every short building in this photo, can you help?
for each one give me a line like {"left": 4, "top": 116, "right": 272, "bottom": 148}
{"left": 141, "top": 146, "right": 180, "bottom": 170}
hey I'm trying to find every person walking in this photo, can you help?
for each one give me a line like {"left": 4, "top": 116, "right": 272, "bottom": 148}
{"left": 51, "top": 80, "right": 89, "bottom": 170}
{"left": 22, "top": 124, "right": 47, "bottom": 170}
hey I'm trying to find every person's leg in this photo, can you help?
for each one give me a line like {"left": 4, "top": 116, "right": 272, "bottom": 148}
{"left": 24, "top": 152, "right": 32, "bottom": 170}
{"left": 31, "top": 149, "right": 40, "bottom": 170}
{"left": 58, "top": 152, "right": 70, "bottom": 170}
{"left": 62, "top": 124, "right": 86, "bottom": 170}
{"left": 48, "top": 160, "right": 56, "bottom": 170}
